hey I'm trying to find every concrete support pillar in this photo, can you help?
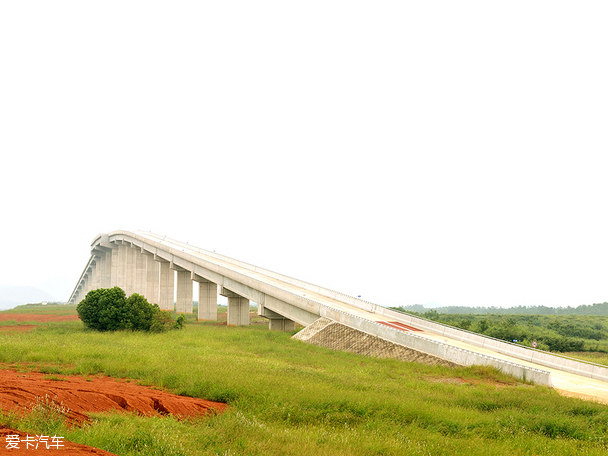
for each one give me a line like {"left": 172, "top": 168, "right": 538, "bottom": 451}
{"left": 146, "top": 255, "right": 160, "bottom": 305}
{"left": 135, "top": 250, "right": 146, "bottom": 296}
{"left": 82, "top": 272, "right": 91, "bottom": 296}
{"left": 227, "top": 297, "right": 250, "bottom": 326}
{"left": 259, "top": 305, "right": 296, "bottom": 331}
{"left": 159, "top": 261, "right": 174, "bottom": 311}
{"left": 220, "top": 287, "right": 249, "bottom": 326}
{"left": 175, "top": 270, "right": 193, "bottom": 313}
{"left": 73, "top": 285, "right": 82, "bottom": 304}
{"left": 269, "top": 319, "right": 296, "bottom": 331}
{"left": 99, "top": 255, "right": 107, "bottom": 288}
{"left": 197, "top": 280, "right": 218, "bottom": 321}
{"left": 92, "top": 258, "right": 102, "bottom": 290}
{"left": 117, "top": 243, "right": 128, "bottom": 292}
{"left": 91, "top": 261, "right": 101, "bottom": 290}
{"left": 125, "top": 244, "right": 136, "bottom": 296}
{"left": 101, "top": 250, "right": 112, "bottom": 288}
{"left": 111, "top": 244, "right": 120, "bottom": 288}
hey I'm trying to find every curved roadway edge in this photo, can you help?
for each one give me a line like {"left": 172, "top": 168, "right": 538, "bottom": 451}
{"left": 67, "top": 231, "right": 608, "bottom": 401}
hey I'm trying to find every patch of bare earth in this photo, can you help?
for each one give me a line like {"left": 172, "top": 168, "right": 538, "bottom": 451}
{"left": 0, "top": 326, "right": 37, "bottom": 333}
{"left": 0, "top": 367, "right": 227, "bottom": 455}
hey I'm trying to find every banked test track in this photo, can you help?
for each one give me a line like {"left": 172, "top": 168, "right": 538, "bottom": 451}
{"left": 68, "top": 230, "right": 608, "bottom": 403}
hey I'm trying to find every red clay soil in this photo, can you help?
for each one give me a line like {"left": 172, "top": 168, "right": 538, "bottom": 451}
{"left": 0, "top": 313, "right": 80, "bottom": 333}
{"left": 0, "top": 368, "right": 227, "bottom": 455}
{"left": 0, "top": 326, "right": 37, "bottom": 333}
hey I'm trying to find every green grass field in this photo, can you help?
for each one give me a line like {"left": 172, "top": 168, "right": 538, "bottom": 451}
{"left": 2, "top": 305, "right": 608, "bottom": 455}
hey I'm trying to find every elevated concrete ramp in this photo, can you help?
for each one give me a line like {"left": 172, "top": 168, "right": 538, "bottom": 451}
{"left": 69, "top": 230, "right": 608, "bottom": 399}
{"left": 294, "top": 317, "right": 460, "bottom": 368}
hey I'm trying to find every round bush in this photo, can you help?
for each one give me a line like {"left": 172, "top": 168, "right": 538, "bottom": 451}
{"left": 77, "top": 287, "right": 157, "bottom": 331}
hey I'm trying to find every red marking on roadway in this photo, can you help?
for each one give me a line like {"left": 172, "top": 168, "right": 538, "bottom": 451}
{"left": 377, "top": 321, "right": 423, "bottom": 332}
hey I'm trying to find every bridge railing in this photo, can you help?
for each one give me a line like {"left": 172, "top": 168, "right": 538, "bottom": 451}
{"left": 371, "top": 305, "right": 608, "bottom": 383}
{"left": 311, "top": 302, "right": 553, "bottom": 386}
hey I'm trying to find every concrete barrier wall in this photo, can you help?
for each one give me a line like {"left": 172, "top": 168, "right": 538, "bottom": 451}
{"left": 318, "top": 305, "right": 552, "bottom": 386}
{"left": 371, "top": 305, "right": 608, "bottom": 383}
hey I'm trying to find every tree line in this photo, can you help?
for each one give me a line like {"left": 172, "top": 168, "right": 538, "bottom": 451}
{"left": 394, "top": 302, "right": 608, "bottom": 316}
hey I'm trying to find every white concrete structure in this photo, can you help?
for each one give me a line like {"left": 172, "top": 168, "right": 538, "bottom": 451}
{"left": 68, "top": 230, "right": 608, "bottom": 400}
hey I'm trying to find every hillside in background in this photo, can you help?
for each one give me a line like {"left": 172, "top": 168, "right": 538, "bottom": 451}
{"left": 396, "top": 302, "right": 608, "bottom": 316}
{"left": 0, "top": 286, "right": 57, "bottom": 310}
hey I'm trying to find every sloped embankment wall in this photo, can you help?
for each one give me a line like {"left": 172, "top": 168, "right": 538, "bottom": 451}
{"left": 293, "top": 317, "right": 460, "bottom": 368}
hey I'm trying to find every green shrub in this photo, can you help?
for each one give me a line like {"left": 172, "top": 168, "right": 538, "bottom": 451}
{"left": 174, "top": 314, "right": 186, "bottom": 330}
{"left": 77, "top": 287, "right": 177, "bottom": 332}
{"left": 150, "top": 310, "right": 177, "bottom": 333}
{"left": 77, "top": 287, "right": 128, "bottom": 331}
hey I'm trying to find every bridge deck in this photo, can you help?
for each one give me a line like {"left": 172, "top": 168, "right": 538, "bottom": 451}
{"left": 137, "top": 232, "right": 608, "bottom": 403}
{"left": 75, "top": 231, "right": 608, "bottom": 403}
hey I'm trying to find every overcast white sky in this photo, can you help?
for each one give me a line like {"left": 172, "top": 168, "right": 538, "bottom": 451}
{"left": 1, "top": 1, "right": 607, "bottom": 310}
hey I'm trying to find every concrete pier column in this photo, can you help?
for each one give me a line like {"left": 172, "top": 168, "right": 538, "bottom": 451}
{"left": 125, "top": 244, "right": 136, "bottom": 296}
{"left": 175, "top": 269, "right": 193, "bottom": 314}
{"left": 146, "top": 255, "right": 160, "bottom": 305}
{"left": 159, "top": 261, "right": 174, "bottom": 311}
{"left": 73, "top": 285, "right": 83, "bottom": 303}
{"left": 117, "top": 243, "right": 128, "bottom": 292}
{"left": 135, "top": 250, "right": 146, "bottom": 296}
{"left": 82, "top": 270, "right": 91, "bottom": 296}
{"left": 101, "top": 250, "right": 112, "bottom": 288}
{"left": 91, "top": 260, "right": 101, "bottom": 290}
{"left": 110, "top": 244, "right": 120, "bottom": 288}
{"left": 269, "top": 318, "right": 296, "bottom": 331}
{"left": 193, "top": 273, "right": 217, "bottom": 321}
{"left": 259, "top": 306, "right": 296, "bottom": 331}
{"left": 91, "top": 247, "right": 111, "bottom": 289}
{"left": 220, "top": 287, "right": 250, "bottom": 326}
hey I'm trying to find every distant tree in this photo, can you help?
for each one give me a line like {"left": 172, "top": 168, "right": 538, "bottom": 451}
{"left": 423, "top": 309, "right": 440, "bottom": 321}
{"left": 77, "top": 287, "right": 182, "bottom": 332}
{"left": 477, "top": 319, "right": 489, "bottom": 333}
{"left": 456, "top": 319, "right": 472, "bottom": 330}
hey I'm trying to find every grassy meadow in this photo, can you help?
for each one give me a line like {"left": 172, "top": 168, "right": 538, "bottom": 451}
{"left": 2, "top": 305, "right": 608, "bottom": 455}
